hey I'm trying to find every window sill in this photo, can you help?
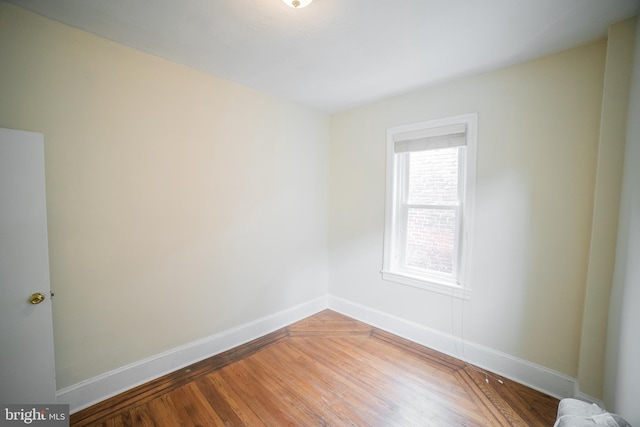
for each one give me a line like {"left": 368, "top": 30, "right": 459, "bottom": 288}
{"left": 380, "top": 270, "right": 471, "bottom": 300}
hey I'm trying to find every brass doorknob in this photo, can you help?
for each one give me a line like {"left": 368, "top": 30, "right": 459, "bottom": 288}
{"left": 28, "top": 292, "right": 45, "bottom": 305}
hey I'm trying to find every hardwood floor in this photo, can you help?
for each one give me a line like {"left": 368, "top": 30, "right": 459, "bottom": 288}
{"left": 71, "top": 310, "right": 559, "bottom": 426}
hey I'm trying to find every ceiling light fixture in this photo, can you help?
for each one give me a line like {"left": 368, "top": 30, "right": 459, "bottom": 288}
{"left": 283, "top": 0, "right": 313, "bottom": 8}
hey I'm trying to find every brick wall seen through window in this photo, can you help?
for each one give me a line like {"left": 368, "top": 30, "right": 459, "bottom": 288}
{"left": 406, "top": 147, "right": 459, "bottom": 274}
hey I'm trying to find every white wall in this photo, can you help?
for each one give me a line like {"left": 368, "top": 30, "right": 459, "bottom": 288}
{"left": 0, "top": 3, "right": 329, "bottom": 389}
{"left": 604, "top": 16, "right": 640, "bottom": 425}
{"left": 329, "top": 41, "right": 606, "bottom": 382}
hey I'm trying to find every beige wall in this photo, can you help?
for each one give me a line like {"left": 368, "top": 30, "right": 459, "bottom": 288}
{"left": 605, "top": 15, "right": 640, "bottom": 425}
{"left": 0, "top": 3, "right": 329, "bottom": 389}
{"left": 329, "top": 40, "right": 606, "bottom": 378}
{"left": 579, "top": 17, "right": 636, "bottom": 399}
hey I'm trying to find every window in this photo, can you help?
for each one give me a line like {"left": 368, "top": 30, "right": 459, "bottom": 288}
{"left": 382, "top": 113, "right": 477, "bottom": 298}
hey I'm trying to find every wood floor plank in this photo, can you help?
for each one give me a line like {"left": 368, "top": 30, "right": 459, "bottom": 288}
{"left": 144, "top": 396, "right": 187, "bottom": 427}
{"left": 317, "top": 336, "right": 482, "bottom": 426}
{"left": 465, "top": 365, "right": 558, "bottom": 427}
{"left": 218, "top": 360, "right": 301, "bottom": 426}
{"left": 128, "top": 403, "right": 158, "bottom": 427}
{"left": 243, "top": 355, "right": 331, "bottom": 425}
{"left": 287, "top": 310, "right": 373, "bottom": 338}
{"left": 295, "top": 336, "right": 491, "bottom": 426}
{"left": 192, "top": 376, "right": 245, "bottom": 426}
{"left": 166, "top": 383, "right": 226, "bottom": 427}
{"left": 71, "top": 310, "right": 559, "bottom": 426}
{"left": 454, "top": 367, "right": 514, "bottom": 426}
{"left": 258, "top": 339, "right": 371, "bottom": 426}
{"left": 201, "top": 374, "right": 265, "bottom": 426}
{"left": 349, "top": 336, "right": 489, "bottom": 424}
{"left": 284, "top": 337, "right": 410, "bottom": 426}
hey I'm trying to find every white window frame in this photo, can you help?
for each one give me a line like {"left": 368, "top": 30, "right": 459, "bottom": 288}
{"left": 382, "top": 113, "right": 478, "bottom": 299}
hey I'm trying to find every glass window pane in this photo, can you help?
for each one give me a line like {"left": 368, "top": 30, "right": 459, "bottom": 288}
{"left": 408, "top": 148, "right": 459, "bottom": 205}
{"left": 405, "top": 207, "right": 456, "bottom": 275}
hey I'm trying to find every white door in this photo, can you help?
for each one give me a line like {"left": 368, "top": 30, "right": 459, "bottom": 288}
{"left": 0, "top": 128, "right": 57, "bottom": 404}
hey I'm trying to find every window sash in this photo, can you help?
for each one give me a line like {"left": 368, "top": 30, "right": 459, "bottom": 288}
{"left": 399, "top": 205, "right": 459, "bottom": 277}
{"left": 395, "top": 149, "right": 464, "bottom": 280}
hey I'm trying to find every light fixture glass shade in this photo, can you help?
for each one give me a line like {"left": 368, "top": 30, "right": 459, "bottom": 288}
{"left": 282, "top": 0, "right": 313, "bottom": 8}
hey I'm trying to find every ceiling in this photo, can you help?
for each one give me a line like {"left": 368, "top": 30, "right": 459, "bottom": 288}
{"left": 6, "top": 0, "right": 640, "bottom": 113}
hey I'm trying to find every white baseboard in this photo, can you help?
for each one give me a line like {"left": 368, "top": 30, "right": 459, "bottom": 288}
{"left": 328, "top": 296, "right": 579, "bottom": 400}
{"left": 57, "top": 296, "right": 328, "bottom": 413}
{"left": 58, "top": 294, "right": 601, "bottom": 414}
{"left": 574, "top": 391, "right": 606, "bottom": 408}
